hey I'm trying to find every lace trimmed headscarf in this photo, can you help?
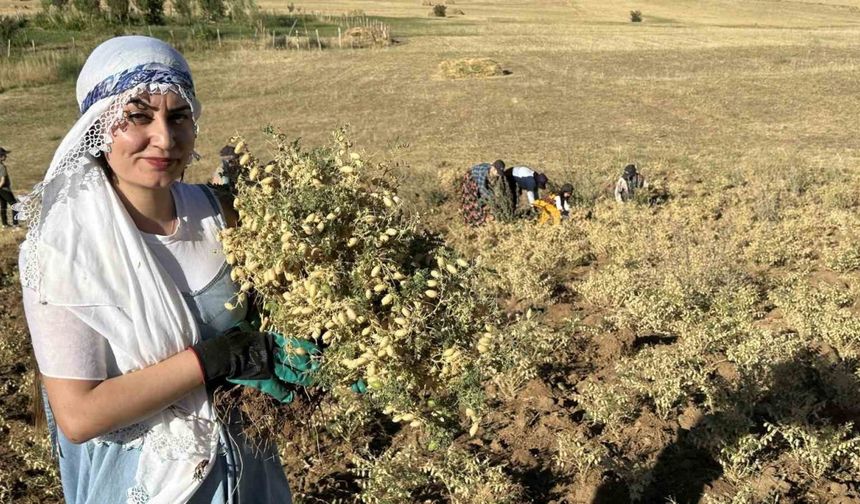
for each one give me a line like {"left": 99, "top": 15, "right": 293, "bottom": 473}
{"left": 18, "top": 36, "right": 220, "bottom": 504}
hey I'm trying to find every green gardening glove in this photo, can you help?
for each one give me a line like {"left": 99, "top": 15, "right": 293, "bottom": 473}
{"left": 271, "top": 333, "right": 321, "bottom": 386}
{"left": 226, "top": 322, "right": 321, "bottom": 402}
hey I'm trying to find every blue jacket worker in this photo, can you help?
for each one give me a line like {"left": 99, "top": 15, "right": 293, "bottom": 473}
{"left": 506, "top": 166, "right": 548, "bottom": 211}
{"left": 0, "top": 147, "right": 18, "bottom": 227}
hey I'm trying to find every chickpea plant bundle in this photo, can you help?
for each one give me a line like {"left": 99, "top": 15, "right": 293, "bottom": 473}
{"left": 218, "top": 128, "right": 506, "bottom": 447}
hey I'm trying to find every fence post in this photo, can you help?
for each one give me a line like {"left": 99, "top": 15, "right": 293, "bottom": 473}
{"left": 6, "top": 39, "right": 10, "bottom": 58}
{"left": 30, "top": 39, "right": 35, "bottom": 53}
{"left": 272, "top": 30, "right": 276, "bottom": 48}
{"left": 148, "top": 25, "right": 152, "bottom": 37}
{"left": 315, "top": 29, "right": 321, "bottom": 51}
{"left": 338, "top": 27, "right": 342, "bottom": 48}
{"left": 217, "top": 28, "right": 221, "bottom": 48}
{"left": 287, "top": 18, "right": 298, "bottom": 39}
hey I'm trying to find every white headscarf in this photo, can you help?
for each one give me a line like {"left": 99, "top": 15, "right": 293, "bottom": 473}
{"left": 18, "top": 36, "right": 220, "bottom": 504}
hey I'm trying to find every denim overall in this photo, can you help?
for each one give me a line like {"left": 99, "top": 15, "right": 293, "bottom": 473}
{"left": 43, "top": 185, "right": 292, "bottom": 504}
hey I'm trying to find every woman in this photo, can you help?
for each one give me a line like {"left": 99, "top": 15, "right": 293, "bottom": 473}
{"left": 460, "top": 159, "right": 505, "bottom": 226}
{"left": 505, "top": 165, "right": 548, "bottom": 211}
{"left": 555, "top": 183, "right": 573, "bottom": 217}
{"left": 18, "top": 36, "right": 294, "bottom": 503}
{"left": 209, "top": 144, "right": 240, "bottom": 191}
{"left": 0, "top": 146, "right": 18, "bottom": 227}
{"left": 614, "top": 163, "right": 647, "bottom": 203}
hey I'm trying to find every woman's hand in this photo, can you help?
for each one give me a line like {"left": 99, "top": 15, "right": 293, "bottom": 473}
{"left": 189, "top": 328, "right": 277, "bottom": 383}
{"left": 228, "top": 332, "right": 322, "bottom": 404}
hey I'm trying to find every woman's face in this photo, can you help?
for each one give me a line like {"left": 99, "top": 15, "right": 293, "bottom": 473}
{"left": 106, "top": 91, "right": 195, "bottom": 191}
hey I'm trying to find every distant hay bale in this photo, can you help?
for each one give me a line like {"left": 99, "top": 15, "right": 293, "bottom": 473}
{"left": 439, "top": 58, "right": 505, "bottom": 79}
{"left": 343, "top": 26, "right": 391, "bottom": 48}
{"left": 448, "top": 7, "right": 464, "bottom": 15}
{"left": 420, "top": 0, "right": 433, "bottom": 4}
{"left": 444, "top": 0, "right": 455, "bottom": 4}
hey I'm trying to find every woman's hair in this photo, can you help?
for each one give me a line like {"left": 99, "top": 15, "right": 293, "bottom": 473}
{"left": 623, "top": 164, "right": 638, "bottom": 178}
{"left": 95, "top": 152, "right": 116, "bottom": 182}
{"left": 558, "top": 183, "right": 573, "bottom": 208}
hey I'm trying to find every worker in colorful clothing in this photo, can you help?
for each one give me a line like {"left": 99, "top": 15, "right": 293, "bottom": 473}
{"left": 0, "top": 147, "right": 18, "bottom": 227}
{"left": 555, "top": 183, "right": 573, "bottom": 218}
{"left": 505, "top": 166, "right": 548, "bottom": 211}
{"left": 461, "top": 159, "right": 505, "bottom": 226}
{"left": 534, "top": 183, "right": 572, "bottom": 225}
{"left": 210, "top": 144, "right": 240, "bottom": 191}
{"left": 615, "top": 163, "right": 647, "bottom": 203}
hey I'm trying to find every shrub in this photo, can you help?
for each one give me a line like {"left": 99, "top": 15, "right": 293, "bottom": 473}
{"left": 630, "top": 10, "right": 642, "bottom": 22}
{"left": 197, "top": 0, "right": 225, "bottom": 20}
{"left": 172, "top": 0, "right": 193, "bottom": 20}
{"left": 225, "top": 0, "right": 254, "bottom": 22}
{"left": 106, "top": 0, "right": 130, "bottom": 20}
{"left": 136, "top": 0, "right": 164, "bottom": 24}
{"left": 0, "top": 16, "right": 25, "bottom": 42}
{"left": 72, "top": 0, "right": 100, "bottom": 15}
{"left": 432, "top": 4, "right": 446, "bottom": 17}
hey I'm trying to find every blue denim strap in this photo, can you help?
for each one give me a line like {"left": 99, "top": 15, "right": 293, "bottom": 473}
{"left": 197, "top": 184, "right": 227, "bottom": 230}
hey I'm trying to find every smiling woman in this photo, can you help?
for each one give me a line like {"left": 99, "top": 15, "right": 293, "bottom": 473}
{"left": 101, "top": 93, "right": 197, "bottom": 235}
{"left": 16, "top": 36, "right": 295, "bottom": 504}
{"left": 110, "top": 94, "right": 195, "bottom": 182}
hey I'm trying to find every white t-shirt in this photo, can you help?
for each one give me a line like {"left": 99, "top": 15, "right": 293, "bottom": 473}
{"left": 510, "top": 166, "right": 537, "bottom": 203}
{"left": 140, "top": 184, "right": 226, "bottom": 294}
{"left": 22, "top": 183, "right": 227, "bottom": 380}
{"left": 511, "top": 166, "right": 534, "bottom": 178}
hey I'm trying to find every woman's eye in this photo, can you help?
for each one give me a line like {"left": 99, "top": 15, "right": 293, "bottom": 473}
{"left": 170, "top": 114, "right": 190, "bottom": 124}
{"left": 126, "top": 112, "right": 152, "bottom": 124}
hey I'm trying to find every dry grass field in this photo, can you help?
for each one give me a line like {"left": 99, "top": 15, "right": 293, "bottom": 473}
{"left": 3, "top": 0, "right": 860, "bottom": 502}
